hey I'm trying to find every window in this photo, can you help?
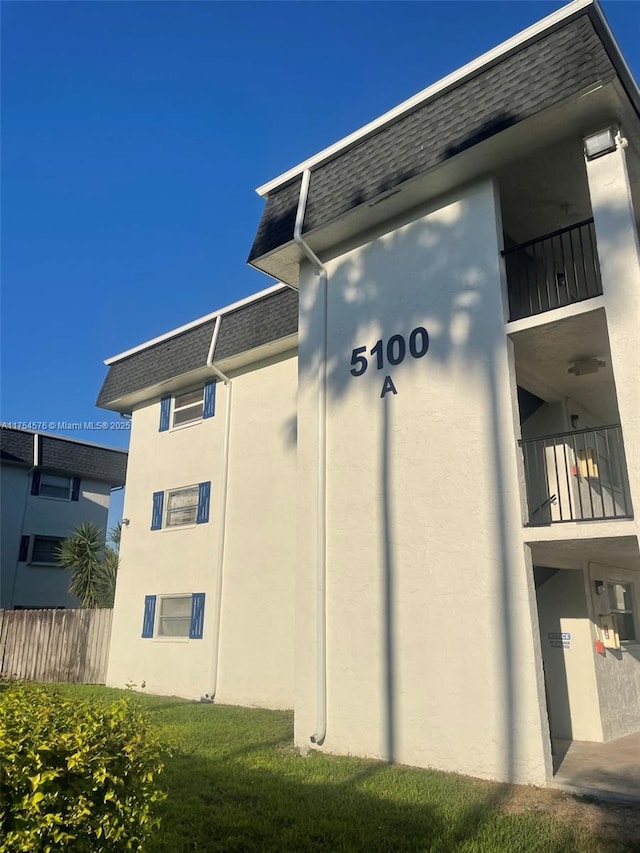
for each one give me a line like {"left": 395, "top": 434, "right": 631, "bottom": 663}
{"left": 40, "top": 473, "right": 72, "bottom": 499}
{"left": 157, "top": 595, "right": 192, "bottom": 637}
{"left": 158, "top": 381, "right": 216, "bottom": 431}
{"left": 31, "top": 536, "right": 65, "bottom": 566}
{"left": 150, "top": 482, "right": 210, "bottom": 530}
{"left": 32, "top": 471, "right": 80, "bottom": 501}
{"left": 173, "top": 389, "right": 205, "bottom": 427}
{"left": 141, "top": 593, "right": 205, "bottom": 639}
{"left": 607, "top": 582, "right": 636, "bottom": 642}
{"left": 165, "top": 486, "right": 199, "bottom": 527}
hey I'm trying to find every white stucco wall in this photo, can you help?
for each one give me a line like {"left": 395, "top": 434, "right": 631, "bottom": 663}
{"left": 107, "top": 352, "right": 297, "bottom": 707}
{"left": 296, "top": 179, "right": 550, "bottom": 784}
{"left": 536, "top": 568, "right": 602, "bottom": 742}
{"left": 2, "top": 469, "right": 110, "bottom": 609}
{"left": 586, "top": 141, "right": 640, "bottom": 537}
{"left": 216, "top": 353, "right": 297, "bottom": 709}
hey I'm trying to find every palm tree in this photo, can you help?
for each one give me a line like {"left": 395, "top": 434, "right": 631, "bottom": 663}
{"left": 57, "top": 522, "right": 120, "bottom": 608}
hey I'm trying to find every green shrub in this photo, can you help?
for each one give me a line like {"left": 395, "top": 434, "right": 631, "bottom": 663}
{"left": 0, "top": 682, "right": 165, "bottom": 852}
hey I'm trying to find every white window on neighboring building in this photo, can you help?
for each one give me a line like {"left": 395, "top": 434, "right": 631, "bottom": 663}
{"left": 157, "top": 595, "right": 192, "bottom": 637}
{"left": 39, "top": 473, "right": 72, "bottom": 500}
{"left": 607, "top": 581, "right": 636, "bottom": 642}
{"left": 164, "top": 485, "right": 199, "bottom": 527}
{"left": 30, "top": 536, "right": 65, "bottom": 566}
{"left": 172, "top": 389, "right": 205, "bottom": 427}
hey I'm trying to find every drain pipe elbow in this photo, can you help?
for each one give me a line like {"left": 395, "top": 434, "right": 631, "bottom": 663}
{"left": 294, "top": 169, "right": 328, "bottom": 746}
{"left": 206, "top": 315, "right": 232, "bottom": 702}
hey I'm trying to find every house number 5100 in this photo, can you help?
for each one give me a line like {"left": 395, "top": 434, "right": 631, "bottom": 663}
{"left": 349, "top": 327, "right": 429, "bottom": 377}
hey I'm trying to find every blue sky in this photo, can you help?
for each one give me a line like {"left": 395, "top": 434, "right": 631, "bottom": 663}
{"left": 2, "top": 1, "right": 638, "bottom": 523}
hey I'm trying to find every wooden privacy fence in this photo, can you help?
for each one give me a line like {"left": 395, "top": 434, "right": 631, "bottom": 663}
{"left": 0, "top": 608, "right": 113, "bottom": 684}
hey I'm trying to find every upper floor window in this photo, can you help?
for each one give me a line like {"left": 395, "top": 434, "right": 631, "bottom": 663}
{"left": 173, "top": 389, "right": 204, "bottom": 427}
{"left": 31, "top": 471, "right": 80, "bottom": 501}
{"left": 40, "top": 473, "right": 72, "bottom": 500}
{"left": 159, "top": 380, "right": 216, "bottom": 432}
{"left": 31, "top": 536, "right": 65, "bottom": 566}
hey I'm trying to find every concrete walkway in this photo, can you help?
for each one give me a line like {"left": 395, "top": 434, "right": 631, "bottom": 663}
{"left": 551, "top": 732, "right": 640, "bottom": 802}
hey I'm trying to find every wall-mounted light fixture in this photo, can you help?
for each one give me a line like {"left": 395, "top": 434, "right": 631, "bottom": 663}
{"left": 568, "top": 358, "right": 605, "bottom": 376}
{"left": 584, "top": 127, "right": 617, "bottom": 160}
{"left": 122, "top": 518, "right": 131, "bottom": 526}
{"left": 595, "top": 580, "right": 605, "bottom": 596}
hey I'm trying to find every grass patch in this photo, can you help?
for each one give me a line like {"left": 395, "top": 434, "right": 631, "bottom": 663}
{"left": 54, "top": 686, "right": 634, "bottom": 852}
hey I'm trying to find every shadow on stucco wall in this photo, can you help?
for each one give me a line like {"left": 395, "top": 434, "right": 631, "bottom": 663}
{"left": 288, "top": 182, "right": 527, "bottom": 784}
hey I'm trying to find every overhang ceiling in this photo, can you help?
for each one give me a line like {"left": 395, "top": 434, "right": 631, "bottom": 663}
{"left": 511, "top": 307, "right": 619, "bottom": 423}
{"left": 529, "top": 535, "right": 639, "bottom": 570}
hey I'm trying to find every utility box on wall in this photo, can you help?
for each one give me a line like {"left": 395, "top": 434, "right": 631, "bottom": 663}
{"left": 599, "top": 614, "right": 621, "bottom": 650}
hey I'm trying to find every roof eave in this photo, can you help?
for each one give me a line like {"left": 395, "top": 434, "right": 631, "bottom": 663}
{"left": 255, "top": 0, "right": 599, "bottom": 198}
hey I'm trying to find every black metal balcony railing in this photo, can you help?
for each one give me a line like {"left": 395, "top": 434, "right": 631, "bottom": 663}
{"left": 520, "top": 424, "right": 633, "bottom": 525}
{"left": 503, "top": 219, "right": 603, "bottom": 321}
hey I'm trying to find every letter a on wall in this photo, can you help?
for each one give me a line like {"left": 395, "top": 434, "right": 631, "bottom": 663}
{"left": 380, "top": 376, "right": 398, "bottom": 398}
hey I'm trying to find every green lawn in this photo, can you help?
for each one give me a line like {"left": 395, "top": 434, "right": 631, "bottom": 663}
{"left": 55, "top": 686, "right": 633, "bottom": 853}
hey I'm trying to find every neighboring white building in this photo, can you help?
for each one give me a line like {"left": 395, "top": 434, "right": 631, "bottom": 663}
{"left": 99, "top": 0, "right": 640, "bottom": 786}
{"left": 0, "top": 428, "right": 127, "bottom": 609}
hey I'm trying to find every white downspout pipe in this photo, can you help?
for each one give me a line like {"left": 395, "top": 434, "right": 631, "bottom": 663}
{"left": 206, "top": 315, "right": 232, "bottom": 701}
{"left": 294, "top": 169, "right": 328, "bottom": 745}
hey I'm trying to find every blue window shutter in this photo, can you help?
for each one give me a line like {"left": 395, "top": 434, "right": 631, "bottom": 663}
{"left": 196, "top": 482, "right": 211, "bottom": 524}
{"left": 151, "top": 491, "right": 164, "bottom": 530}
{"left": 189, "top": 593, "right": 205, "bottom": 639}
{"left": 159, "top": 396, "right": 171, "bottom": 432}
{"left": 31, "top": 471, "right": 41, "bottom": 496}
{"left": 141, "top": 595, "right": 157, "bottom": 638}
{"left": 18, "top": 536, "right": 29, "bottom": 562}
{"left": 203, "top": 380, "right": 216, "bottom": 419}
{"left": 71, "top": 478, "right": 81, "bottom": 501}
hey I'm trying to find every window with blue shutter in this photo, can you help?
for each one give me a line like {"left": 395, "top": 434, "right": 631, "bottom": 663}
{"left": 189, "top": 593, "right": 206, "bottom": 639}
{"left": 159, "top": 396, "right": 171, "bottom": 432}
{"left": 196, "top": 482, "right": 211, "bottom": 524}
{"left": 71, "top": 478, "right": 81, "bottom": 501}
{"left": 31, "top": 471, "right": 41, "bottom": 496}
{"left": 18, "top": 536, "right": 29, "bottom": 562}
{"left": 203, "top": 380, "right": 216, "bottom": 419}
{"left": 141, "top": 595, "right": 157, "bottom": 638}
{"left": 151, "top": 491, "right": 164, "bottom": 530}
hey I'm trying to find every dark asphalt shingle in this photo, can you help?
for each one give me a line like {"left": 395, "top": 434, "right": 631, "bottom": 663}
{"left": 39, "top": 435, "right": 127, "bottom": 485}
{"left": 249, "top": 16, "right": 616, "bottom": 261}
{"left": 96, "top": 319, "right": 216, "bottom": 408}
{"left": 0, "top": 428, "right": 127, "bottom": 485}
{"left": 215, "top": 287, "right": 298, "bottom": 360}
{"left": 97, "top": 287, "right": 298, "bottom": 408}
{"left": 0, "top": 429, "right": 33, "bottom": 465}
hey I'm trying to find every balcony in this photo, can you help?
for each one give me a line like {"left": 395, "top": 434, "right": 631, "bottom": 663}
{"left": 503, "top": 219, "right": 603, "bottom": 322}
{"left": 520, "top": 424, "right": 633, "bottom": 525}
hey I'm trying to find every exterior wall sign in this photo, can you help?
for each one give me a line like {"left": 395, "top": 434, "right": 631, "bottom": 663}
{"left": 548, "top": 631, "right": 572, "bottom": 650}
{"left": 349, "top": 327, "right": 430, "bottom": 398}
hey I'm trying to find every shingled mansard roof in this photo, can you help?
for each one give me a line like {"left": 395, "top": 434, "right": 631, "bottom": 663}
{"left": 0, "top": 428, "right": 127, "bottom": 486}
{"left": 97, "top": 284, "right": 298, "bottom": 412}
{"left": 248, "top": 0, "right": 640, "bottom": 278}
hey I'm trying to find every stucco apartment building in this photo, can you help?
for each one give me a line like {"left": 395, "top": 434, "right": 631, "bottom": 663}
{"left": 0, "top": 428, "right": 127, "bottom": 609}
{"left": 99, "top": 0, "right": 640, "bottom": 786}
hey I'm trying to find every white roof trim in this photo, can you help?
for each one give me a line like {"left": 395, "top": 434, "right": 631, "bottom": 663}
{"left": 104, "top": 282, "right": 290, "bottom": 365}
{"left": 256, "top": 0, "right": 594, "bottom": 197}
